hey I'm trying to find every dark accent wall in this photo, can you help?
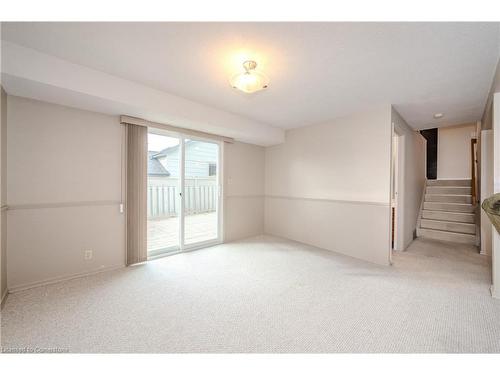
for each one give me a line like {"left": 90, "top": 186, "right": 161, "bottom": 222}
{"left": 420, "top": 128, "right": 438, "bottom": 180}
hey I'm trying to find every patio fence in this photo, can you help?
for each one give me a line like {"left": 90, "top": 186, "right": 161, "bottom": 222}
{"left": 147, "top": 177, "right": 217, "bottom": 218}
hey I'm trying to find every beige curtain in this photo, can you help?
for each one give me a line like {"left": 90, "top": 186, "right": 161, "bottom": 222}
{"left": 126, "top": 123, "right": 148, "bottom": 265}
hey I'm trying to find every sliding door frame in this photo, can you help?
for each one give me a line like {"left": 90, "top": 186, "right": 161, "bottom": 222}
{"left": 180, "top": 133, "right": 224, "bottom": 252}
{"left": 147, "top": 126, "right": 224, "bottom": 258}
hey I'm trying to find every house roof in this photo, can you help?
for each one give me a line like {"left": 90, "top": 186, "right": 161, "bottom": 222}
{"left": 148, "top": 151, "right": 170, "bottom": 176}
{"left": 152, "top": 140, "right": 194, "bottom": 159}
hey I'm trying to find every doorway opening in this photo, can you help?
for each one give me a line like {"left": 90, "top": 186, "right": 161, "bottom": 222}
{"left": 419, "top": 128, "right": 438, "bottom": 180}
{"left": 391, "top": 126, "right": 404, "bottom": 255}
{"left": 147, "top": 130, "right": 222, "bottom": 258}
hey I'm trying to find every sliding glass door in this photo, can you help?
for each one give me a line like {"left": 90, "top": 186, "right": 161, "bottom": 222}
{"left": 147, "top": 133, "right": 181, "bottom": 256}
{"left": 183, "top": 138, "right": 220, "bottom": 247}
{"left": 147, "top": 131, "right": 221, "bottom": 257}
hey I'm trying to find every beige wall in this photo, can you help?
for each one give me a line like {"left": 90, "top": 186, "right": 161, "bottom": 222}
{"left": 224, "top": 141, "right": 265, "bottom": 242}
{"left": 265, "top": 106, "right": 392, "bottom": 265}
{"left": 392, "top": 108, "right": 427, "bottom": 250}
{"left": 6, "top": 96, "right": 126, "bottom": 290}
{"left": 5, "top": 97, "right": 266, "bottom": 290}
{"left": 3, "top": 97, "right": 423, "bottom": 288}
{"left": 1, "top": 87, "right": 7, "bottom": 302}
{"left": 437, "top": 123, "right": 476, "bottom": 179}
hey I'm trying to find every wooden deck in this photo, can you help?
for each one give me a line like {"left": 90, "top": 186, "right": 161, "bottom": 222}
{"left": 147, "top": 212, "right": 217, "bottom": 252}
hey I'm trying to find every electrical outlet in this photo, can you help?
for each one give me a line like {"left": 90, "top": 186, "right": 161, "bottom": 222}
{"left": 84, "top": 250, "right": 93, "bottom": 260}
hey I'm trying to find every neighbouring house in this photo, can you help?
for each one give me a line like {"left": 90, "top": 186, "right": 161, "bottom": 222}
{"left": 148, "top": 151, "right": 170, "bottom": 177}
{"left": 149, "top": 140, "right": 218, "bottom": 178}
{"left": 147, "top": 140, "right": 219, "bottom": 218}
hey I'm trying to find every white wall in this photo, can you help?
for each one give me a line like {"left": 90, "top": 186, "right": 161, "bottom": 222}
{"left": 482, "top": 57, "right": 500, "bottom": 131}
{"left": 265, "top": 106, "right": 392, "bottom": 265}
{"left": 437, "top": 123, "right": 476, "bottom": 179}
{"left": 6, "top": 96, "right": 126, "bottom": 290}
{"left": 392, "top": 108, "right": 427, "bottom": 251}
{"left": 1, "top": 87, "right": 7, "bottom": 302}
{"left": 480, "top": 57, "right": 500, "bottom": 298}
{"left": 224, "top": 141, "right": 265, "bottom": 242}
{"left": 492, "top": 93, "right": 500, "bottom": 298}
{"left": 481, "top": 129, "right": 493, "bottom": 256}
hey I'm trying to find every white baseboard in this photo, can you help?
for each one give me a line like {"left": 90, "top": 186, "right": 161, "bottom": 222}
{"left": 8, "top": 264, "right": 125, "bottom": 294}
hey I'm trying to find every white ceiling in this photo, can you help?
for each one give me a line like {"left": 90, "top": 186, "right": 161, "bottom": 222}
{"left": 2, "top": 22, "right": 500, "bottom": 130}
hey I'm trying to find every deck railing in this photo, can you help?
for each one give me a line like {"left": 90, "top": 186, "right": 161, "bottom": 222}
{"left": 147, "top": 177, "right": 217, "bottom": 218}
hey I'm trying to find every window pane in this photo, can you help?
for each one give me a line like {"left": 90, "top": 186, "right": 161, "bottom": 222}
{"left": 183, "top": 139, "right": 219, "bottom": 245}
{"left": 147, "top": 133, "right": 180, "bottom": 255}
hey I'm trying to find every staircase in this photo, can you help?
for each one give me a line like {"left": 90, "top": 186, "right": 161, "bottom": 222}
{"left": 417, "top": 179, "right": 477, "bottom": 245}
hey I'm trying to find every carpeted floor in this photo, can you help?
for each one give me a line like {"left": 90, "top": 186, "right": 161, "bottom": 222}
{"left": 1, "top": 235, "right": 499, "bottom": 353}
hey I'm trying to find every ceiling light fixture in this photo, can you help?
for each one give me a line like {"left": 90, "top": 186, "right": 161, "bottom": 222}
{"left": 433, "top": 113, "right": 444, "bottom": 119}
{"left": 230, "top": 60, "right": 269, "bottom": 94}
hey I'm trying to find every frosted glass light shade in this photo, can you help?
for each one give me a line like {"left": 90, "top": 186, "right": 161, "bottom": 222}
{"left": 230, "top": 60, "right": 269, "bottom": 93}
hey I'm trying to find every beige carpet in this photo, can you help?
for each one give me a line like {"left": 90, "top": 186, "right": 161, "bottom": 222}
{"left": 1, "top": 235, "right": 499, "bottom": 353}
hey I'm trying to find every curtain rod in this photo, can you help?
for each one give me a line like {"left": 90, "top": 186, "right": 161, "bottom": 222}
{"left": 120, "top": 115, "right": 234, "bottom": 143}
